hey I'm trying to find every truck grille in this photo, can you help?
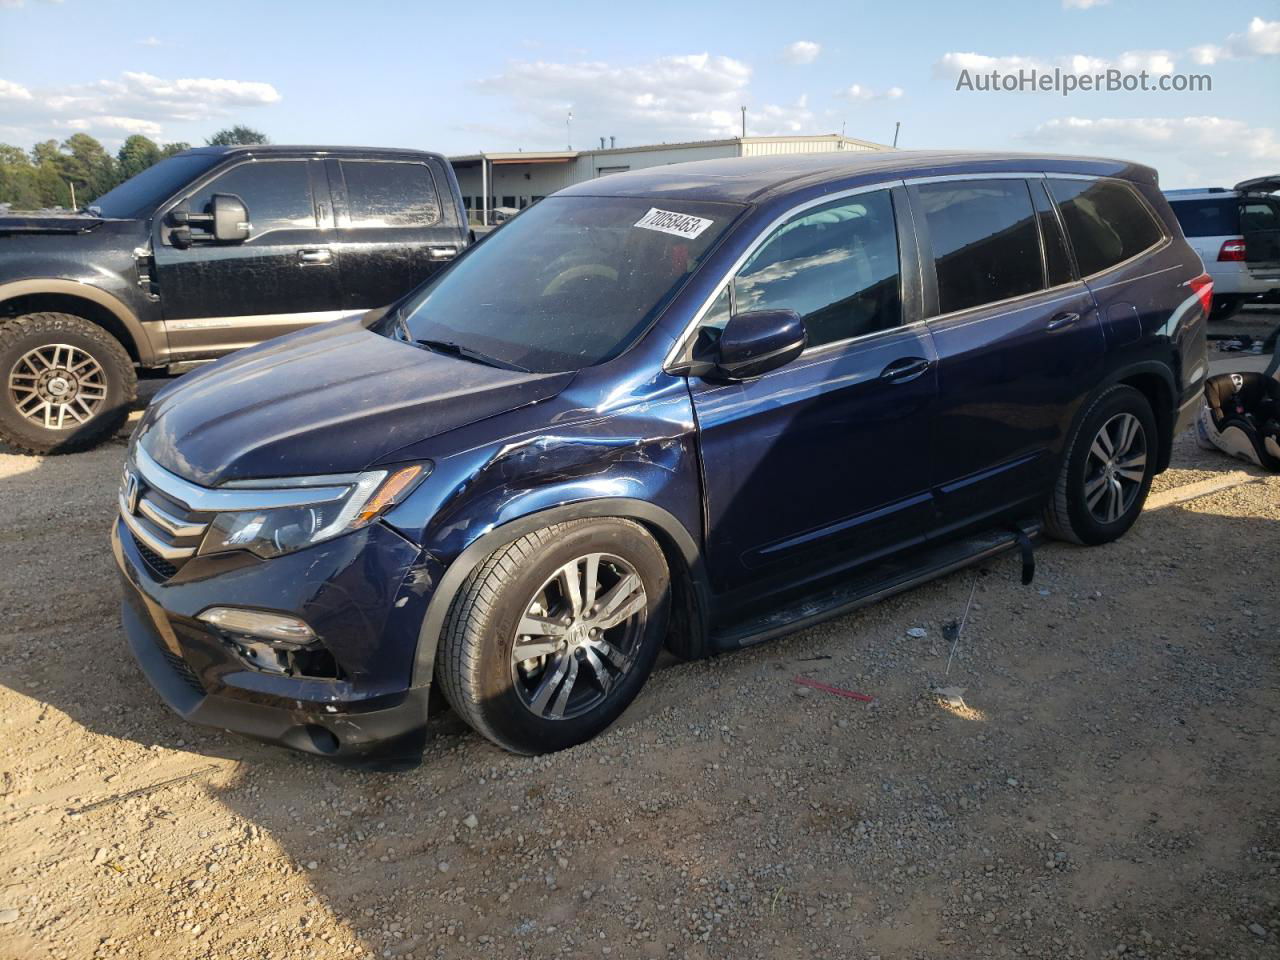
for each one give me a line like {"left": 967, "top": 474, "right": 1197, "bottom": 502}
{"left": 118, "top": 461, "right": 212, "bottom": 579}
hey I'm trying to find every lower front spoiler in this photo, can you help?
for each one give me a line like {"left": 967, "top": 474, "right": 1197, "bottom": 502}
{"left": 121, "top": 594, "right": 431, "bottom": 763}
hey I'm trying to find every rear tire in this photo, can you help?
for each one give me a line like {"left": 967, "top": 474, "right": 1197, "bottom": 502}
{"left": 1043, "top": 385, "right": 1158, "bottom": 546}
{"left": 0, "top": 312, "right": 136, "bottom": 455}
{"left": 435, "top": 518, "right": 670, "bottom": 755}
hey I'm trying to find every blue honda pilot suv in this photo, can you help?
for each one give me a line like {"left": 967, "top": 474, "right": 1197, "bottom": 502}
{"left": 113, "top": 150, "right": 1210, "bottom": 760}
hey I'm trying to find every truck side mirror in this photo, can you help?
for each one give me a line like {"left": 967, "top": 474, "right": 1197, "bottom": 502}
{"left": 210, "top": 193, "right": 250, "bottom": 243}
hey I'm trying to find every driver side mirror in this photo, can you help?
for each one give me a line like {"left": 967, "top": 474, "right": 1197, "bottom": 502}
{"left": 210, "top": 193, "right": 250, "bottom": 243}
{"left": 708, "top": 309, "right": 807, "bottom": 381}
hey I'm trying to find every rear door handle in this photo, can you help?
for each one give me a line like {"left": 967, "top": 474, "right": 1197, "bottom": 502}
{"left": 879, "top": 356, "right": 931, "bottom": 383}
{"left": 428, "top": 245, "right": 459, "bottom": 261}
{"left": 1047, "top": 311, "right": 1080, "bottom": 331}
{"left": 297, "top": 248, "right": 332, "bottom": 265}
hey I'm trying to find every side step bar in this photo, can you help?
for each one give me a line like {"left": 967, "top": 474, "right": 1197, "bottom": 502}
{"left": 711, "top": 524, "right": 1039, "bottom": 652}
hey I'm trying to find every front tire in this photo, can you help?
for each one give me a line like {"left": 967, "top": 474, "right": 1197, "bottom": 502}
{"left": 0, "top": 312, "right": 136, "bottom": 455}
{"left": 1044, "top": 385, "right": 1158, "bottom": 546}
{"left": 435, "top": 518, "right": 670, "bottom": 755}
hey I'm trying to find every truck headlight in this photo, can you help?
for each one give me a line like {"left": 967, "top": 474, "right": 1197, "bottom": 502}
{"left": 200, "top": 463, "right": 428, "bottom": 560}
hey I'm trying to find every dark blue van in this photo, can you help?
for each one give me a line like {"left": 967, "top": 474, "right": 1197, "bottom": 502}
{"left": 113, "top": 150, "right": 1210, "bottom": 760}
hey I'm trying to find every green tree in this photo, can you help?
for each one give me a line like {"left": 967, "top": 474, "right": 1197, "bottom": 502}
{"left": 116, "top": 134, "right": 161, "bottom": 181}
{"left": 59, "top": 133, "right": 116, "bottom": 201}
{"left": 160, "top": 141, "right": 191, "bottom": 158}
{"left": 30, "top": 139, "right": 60, "bottom": 166}
{"left": 206, "top": 125, "right": 269, "bottom": 146}
{"left": 0, "top": 143, "right": 30, "bottom": 168}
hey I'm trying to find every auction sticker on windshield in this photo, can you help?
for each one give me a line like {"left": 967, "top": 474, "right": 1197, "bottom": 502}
{"left": 634, "top": 207, "right": 715, "bottom": 239}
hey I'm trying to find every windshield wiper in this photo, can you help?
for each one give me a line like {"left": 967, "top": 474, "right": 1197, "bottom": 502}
{"left": 388, "top": 305, "right": 413, "bottom": 344}
{"left": 415, "top": 338, "right": 530, "bottom": 373}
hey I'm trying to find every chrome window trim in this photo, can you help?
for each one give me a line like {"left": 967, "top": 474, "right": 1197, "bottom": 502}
{"left": 132, "top": 443, "right": 353, "bottom": 512}
{"left": 662, "top": 178, "right": 905, "bottom": 371}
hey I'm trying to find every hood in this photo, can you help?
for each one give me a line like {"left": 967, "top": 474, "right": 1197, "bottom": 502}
{"left": 138, "top": 320, "right": 574, "bottom": 485}
{"left": 0, "top": 213, "right": 110, "bottom": 235}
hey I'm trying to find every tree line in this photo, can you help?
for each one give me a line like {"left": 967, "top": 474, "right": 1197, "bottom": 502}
{"left": 0, "top": 125, "right": 269, "bottom": 212}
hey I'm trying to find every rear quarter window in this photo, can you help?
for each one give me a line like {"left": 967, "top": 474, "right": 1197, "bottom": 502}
{"left": 1047, "top": 178, "right": 1165, "bottom": 276}
{"left": 1168, "top": 198, "right": 1240, "bottom": 237}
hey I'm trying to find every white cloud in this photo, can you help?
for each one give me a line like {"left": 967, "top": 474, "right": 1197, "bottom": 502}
{"left": 0, "top": 70, "right": 281, "bottom": 146}
{"left": 1063, "top": 0, "right": 1108, "bottom": 8}
{"left": 783, "top": 41, "right": 821, "bottom": 65}
{"left": 475, "top": 53, "right": 752, "bottom": 144}
{"left": 838, "top": 83, "right": 904, "bottom": 102}
{"left": 751, "top": 95, "right": 816, "bottom": 135}
{"left": 1189, "top": 16, "right": 1280, "bottom": 64}
{"left": 937, "top": 49, "right": 1178, "bottom": 77}
{"left": 1021, "top": 115, "right": 1280, "bottom": 187}
{"left": 137, "top": 36, "right": 161, "bottom": 47}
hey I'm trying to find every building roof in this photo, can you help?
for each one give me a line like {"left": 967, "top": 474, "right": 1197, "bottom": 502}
{"left": 555, "top": 149, "right": 1157, "bottom": 204}
{"left": 448, "top": 134, "right": 888, "bottom": 165}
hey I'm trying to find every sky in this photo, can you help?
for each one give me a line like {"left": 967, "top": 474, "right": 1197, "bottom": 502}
{"left": 0, "top": 0, "right": 1277, "bottom": 188}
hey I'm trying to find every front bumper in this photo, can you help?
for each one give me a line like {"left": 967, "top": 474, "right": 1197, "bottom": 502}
{"left": 113, "top": 518, "right": 437, "bottom": 759}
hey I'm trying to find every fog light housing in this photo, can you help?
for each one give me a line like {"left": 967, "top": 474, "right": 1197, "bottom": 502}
{"left": 197, "top": 607, "right": 316, "bottom": 647}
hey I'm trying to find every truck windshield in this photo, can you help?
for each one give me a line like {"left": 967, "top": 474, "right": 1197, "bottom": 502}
{"left": 383, "top": 195, "right": 742, "bottom": 373}
{"left": 89, "top": 154, "right": 221, "bottom": 219}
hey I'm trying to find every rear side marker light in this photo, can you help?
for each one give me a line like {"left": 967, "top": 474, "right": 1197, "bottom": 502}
{"left": 1188, "top": 272, "right": 1214, "bottom": 315}
{"left": 1217, "top": 239, "right": 1246, "bottom": 261}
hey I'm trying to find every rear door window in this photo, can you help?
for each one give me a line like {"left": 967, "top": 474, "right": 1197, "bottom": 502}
{"left": 340, "top": 160, "right": 439, "bottom": 227}
{"left": 916, "top": 179, "right": 1043, "bottom": 314}
{"left": 1047, "top": 178, "right": 1165, "bottom": 276}
{"left": 1168, "top": 197, "right": 1240, "bottom": 237}
{"left": 733, "top": 189, "right": 902, "bottom": 348}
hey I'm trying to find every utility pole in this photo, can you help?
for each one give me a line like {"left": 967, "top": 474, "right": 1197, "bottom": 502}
{"left": 740, "top": 106, "right": 746, "bottom": 139}
{"left": 892, "top": 121, "right": 901, "bottom": 148}
{"left": 567, "top": 109, "right": 573, "bottom": 150}
{"left": 68, "top": 180, "right": 76, "bottom": 211}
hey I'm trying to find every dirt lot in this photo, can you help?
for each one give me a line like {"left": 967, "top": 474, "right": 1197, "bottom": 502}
{"left": 1, "top": 397, "right": 1278, "bottom": 959}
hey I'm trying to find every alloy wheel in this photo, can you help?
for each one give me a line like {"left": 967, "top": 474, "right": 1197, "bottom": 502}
{"left": 8, "top": 343, "right": 108, "bottom": 430}
{"left": 1083, "top": 412, "right": 1147, "bottom": 524}
{"left": 510, "top": 552, "right": 648, "bottom": 720}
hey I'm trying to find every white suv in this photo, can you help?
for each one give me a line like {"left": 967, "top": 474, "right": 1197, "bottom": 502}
{"left": 1165, "top": 177, "right": 1280, "bottom": 320}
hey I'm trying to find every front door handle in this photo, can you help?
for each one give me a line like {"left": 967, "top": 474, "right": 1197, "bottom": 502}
{"left": 428, "top": 245, "right": 459, "bottom": 261}
{"left": 879, "top": 356, "right": 931, "bottom": 383}
{"left": 1047, "top": 311, "right": 1080, "bottom": 331}
{"left": 297, "top": 248, "right": 332, "bottom": 265}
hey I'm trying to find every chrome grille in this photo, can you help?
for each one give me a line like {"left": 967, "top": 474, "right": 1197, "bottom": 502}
{"left": 118, "top": 458, "right": 212, "bottom": 576}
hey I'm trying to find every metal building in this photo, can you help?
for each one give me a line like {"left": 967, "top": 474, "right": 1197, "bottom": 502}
{"left": 450, "top": 133, "right": 890, "bottom": 225}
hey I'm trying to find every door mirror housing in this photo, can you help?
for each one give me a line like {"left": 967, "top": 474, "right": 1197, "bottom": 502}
{"left": 710, "top": 309, "right": 807, "bottom": 381}
{"left": 210, "top": 193, "right": 250, "bottom": 243}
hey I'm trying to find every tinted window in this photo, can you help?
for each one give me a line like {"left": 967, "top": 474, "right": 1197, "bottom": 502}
{"left": 1241, "top": 199, "right": 1280, "bottom": 233}
{"left": 1047, "top": 178, "right": 1165, "bottom": 276}
{"left": 1168, "top": 198, "right": 1240, "bottom": 237}
{"left": 189, "top": 160, "right": 314, "bottom": 235}
{"left": 391, "top": 196, "right": 738, "bottom": 372}
{"left": 918, "top": 179, "right": 1042, "bottom": 314}
{"left": 734, "top": 190, "right": 901, "bottom": 348}
{"left": 341, "top": 161, "right": 439, "bottom": 227}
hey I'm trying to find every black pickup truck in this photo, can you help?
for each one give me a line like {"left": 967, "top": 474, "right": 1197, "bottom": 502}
{"left": 0, "top": 145, "right": 470, "bottom": 454}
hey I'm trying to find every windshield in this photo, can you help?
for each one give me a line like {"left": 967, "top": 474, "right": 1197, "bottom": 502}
{"left": 381, "top": 195, "right": 742, "bottom": 373}
{"left": 89, "top": 154, "right": 221, "bottom": 219}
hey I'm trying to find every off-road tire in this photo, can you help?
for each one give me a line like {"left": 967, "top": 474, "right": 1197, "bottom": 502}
{"left": 0, "top": 312, "right": 136, "bottom": 455}
{"left": 1043, "top": 384, "right": 1158, "bottom": 546}
{"left": 435, "top": 518, "right": 670, "bottom": 755}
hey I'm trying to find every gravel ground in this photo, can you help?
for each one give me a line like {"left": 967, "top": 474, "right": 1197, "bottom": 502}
{"left": 0, "top": 413, "right": 1277, "bottom": 960}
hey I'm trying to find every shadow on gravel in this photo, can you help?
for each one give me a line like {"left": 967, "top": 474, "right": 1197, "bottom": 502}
{"left": 0, "top": 427, "right": 1277, "bottom": 959}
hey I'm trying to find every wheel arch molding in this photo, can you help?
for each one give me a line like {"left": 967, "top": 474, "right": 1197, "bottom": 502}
{"left": 408, "top": 497, "right": 711, "bottom": 690}
{"left": 0, "top": 278, "right": 154, "bottom": 365}
{"left": 1062, "top": 360, "right": 1178, "bottom": 477}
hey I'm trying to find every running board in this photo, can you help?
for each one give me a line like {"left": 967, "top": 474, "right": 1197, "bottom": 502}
{"left": 711, "top": 524, "right": 1039, "bottom": 652}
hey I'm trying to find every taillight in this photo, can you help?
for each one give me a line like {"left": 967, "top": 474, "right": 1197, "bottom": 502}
{"left": 1217, "top": 238, "right": 1246, "bottom": 261}
{"left": 1188, "top": 272, "right": 1214, "bottom": 315}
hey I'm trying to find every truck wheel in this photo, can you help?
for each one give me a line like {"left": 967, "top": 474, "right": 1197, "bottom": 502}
{"left": 1209, "top": 295, "right": 1244, "bottom": 321}
{"left": 1043, "top": 385, "right": 1157, "bottom": 546}
{"left": 435, "top": 518, "right": 670, "bottom": 755}
{"left": 0, "top": 312, "right": 137, "bottom": 455}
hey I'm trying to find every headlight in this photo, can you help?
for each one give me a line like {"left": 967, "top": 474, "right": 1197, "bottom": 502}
{"left": 200, "top": 463, "right": 429, "bottom": 559}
